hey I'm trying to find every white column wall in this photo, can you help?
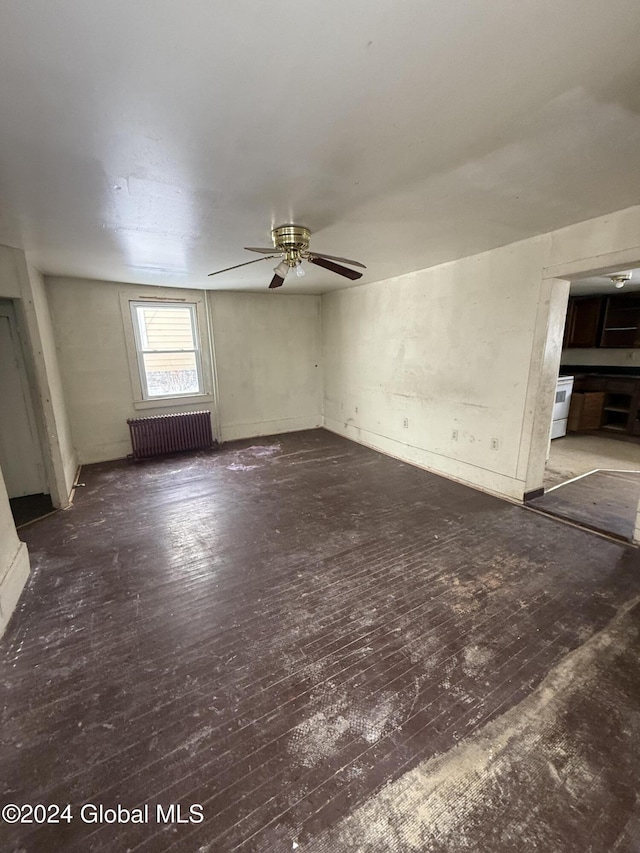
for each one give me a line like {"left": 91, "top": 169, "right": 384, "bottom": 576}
{"left": 0, "top": 464, "right": 29, "bottom": 637}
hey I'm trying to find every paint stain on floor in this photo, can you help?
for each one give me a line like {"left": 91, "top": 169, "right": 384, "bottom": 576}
{"left": 300, "top": 596, "right": 640, "bottom": 852}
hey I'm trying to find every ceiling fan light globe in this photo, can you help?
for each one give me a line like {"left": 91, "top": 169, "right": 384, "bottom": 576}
{"left": 296, "top": 263, "right": 306, "bottom": 278}
{"left": 273, "top": 260, "right": 289, "bottom": 278}
{"left": 608, "top": 271, "right": 632, "bottom": 288}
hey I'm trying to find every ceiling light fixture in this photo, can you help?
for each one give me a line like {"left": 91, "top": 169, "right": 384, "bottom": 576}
{"left": 608, "top": 271, "right": 632, "bottom": 289}
{"left": 273, "top": 260, "right": 289, "bottom": 278}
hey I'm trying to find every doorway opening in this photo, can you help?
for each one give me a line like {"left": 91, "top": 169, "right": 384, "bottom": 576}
{"left": 527, "top": 266, "right": 640, "bottom": 542}
{"left": 0, "top": 299, "right": 53, "bottom": 526}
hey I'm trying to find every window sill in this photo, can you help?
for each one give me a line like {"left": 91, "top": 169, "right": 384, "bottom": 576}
{"left": 133, "top": 394, "right": 214, "bottom": 411}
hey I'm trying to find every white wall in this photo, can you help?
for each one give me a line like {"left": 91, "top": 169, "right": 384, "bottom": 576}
{"left": 322, "top": 204, "right": 640, "bottom": 501}
{"left": 46, "top": 277, "right": 217, "bottom": 463}
{"left": 561, "top": 348, "right": 640, "bottom": 368}
{"left": 209, "top": 292, "right": 322, "bottom": 442}
{"left": 322, "top": 238, "right": 551, "bottom": 500}
{"left": 0, "top": 247, "right": 31, "bottom": 636}
{"left": 47, "top": 279, "right": 323, "bottom": 461}
{"left": 0, "top": 461, "right": 29, "bottom": 637}
{"left": 0, "top": 249, "right": 22, "bottom": 298}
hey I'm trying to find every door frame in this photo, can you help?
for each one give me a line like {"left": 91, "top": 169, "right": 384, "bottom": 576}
{"left": 0, "top": 299, "right": 49, "bottom": 497}
{"left": 525, "top": 247, "right": 640, "bottom": 497}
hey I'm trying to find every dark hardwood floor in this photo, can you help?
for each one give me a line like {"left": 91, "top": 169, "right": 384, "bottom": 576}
{"left": 1, "top": 429, "right": 640, "bottom": 852}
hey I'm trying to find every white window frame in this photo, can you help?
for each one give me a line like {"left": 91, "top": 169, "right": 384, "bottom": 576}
{"left": 121, "top": 293, "right": 214, "bottom": 410}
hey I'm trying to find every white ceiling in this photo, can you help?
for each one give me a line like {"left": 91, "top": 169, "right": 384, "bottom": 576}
{"left": 1, "top": 0, "right": 640, "bottom": 294}
{"left": 570, "top": 268, "right": 640, "bottom": 296}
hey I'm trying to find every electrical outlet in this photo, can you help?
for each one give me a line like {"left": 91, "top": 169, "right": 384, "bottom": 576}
{"left": 355, "top": 406, "right": 358, "bottom": 413}
{"left": 491, "top": 437, "right": 499, "bottom": 451}
{"left": 403, "top": 417, "right": 409, "bottom": 429}
{"left": 452, "top": 429, "right": 458, "bottom": 441}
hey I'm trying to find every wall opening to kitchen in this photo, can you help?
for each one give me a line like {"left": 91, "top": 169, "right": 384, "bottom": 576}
{"left": 527, "top": 265, "right": 640, "bottom": 542}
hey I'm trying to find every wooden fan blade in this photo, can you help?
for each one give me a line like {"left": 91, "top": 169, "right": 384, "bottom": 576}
{"left": 208, "top": 256, "right": 275, "bottom": 276}
{"left": 308, "top": 257, "right": 363, "bottom": 280}
{"left": 310, "top": 252, "right": 366, "bottom": 269}
{"left": 245, "top": 247, "right": 279, "bottom": 253}
{"left": 268, "top": 274, "right": 285, "bottom": 289}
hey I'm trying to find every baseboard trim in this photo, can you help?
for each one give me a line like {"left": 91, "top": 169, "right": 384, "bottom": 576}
{"left": 0, "top": 541, "right": 30, "bottom": 638}
{"left": 220, "top": 416, "right": 322, "bottom": 443}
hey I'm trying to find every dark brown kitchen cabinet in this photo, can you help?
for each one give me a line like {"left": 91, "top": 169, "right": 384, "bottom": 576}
{"left": 564, "top": 293, "right": 640, "bottom": 348}
{"left": 564, "top": 296, "right": 604, "bottom": 348}
{"left": 600, "top": 293, "right": 640, "bottom": 348}
{"left": 574, "top": 374, "right": 640, "bottom": 440}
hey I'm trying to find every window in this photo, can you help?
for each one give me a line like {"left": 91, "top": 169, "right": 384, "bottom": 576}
{"left": 130, "top": 301, "right": 204, "bottom": 399}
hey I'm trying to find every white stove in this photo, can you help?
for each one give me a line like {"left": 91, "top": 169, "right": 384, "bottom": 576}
{"left": 551, "top": 375, "right": 574, "bottom": 440}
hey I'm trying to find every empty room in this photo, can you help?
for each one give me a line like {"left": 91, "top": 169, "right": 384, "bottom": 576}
{"left": 1, "top": 2, "right": 640, "bottom": 852}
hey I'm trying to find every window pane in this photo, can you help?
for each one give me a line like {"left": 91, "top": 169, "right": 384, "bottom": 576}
{"left": 136, "top": 306, "right": 195, "bottom": 351}
{"left": 142, "top": 352, "right": 199, "bottom": 396}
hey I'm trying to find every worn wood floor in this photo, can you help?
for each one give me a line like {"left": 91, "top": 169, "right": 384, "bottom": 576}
{"left": 2, "top": 429, "right": 640, "bottom": 852}
{"left": 530, "top": 469, "right": 640, "bottom": 541}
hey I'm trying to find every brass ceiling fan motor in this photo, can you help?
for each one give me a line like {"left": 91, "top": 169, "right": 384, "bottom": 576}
{"left": 271, "top": 224, "right": 311, "bottom": 255}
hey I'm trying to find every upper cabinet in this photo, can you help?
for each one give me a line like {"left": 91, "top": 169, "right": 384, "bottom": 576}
{"left": 564, "top": 296, "right": 604, "bottom": 348}
{"left": 600, "top": 293, "right": 640, "bottom": 348}
{"left": 564, "top": 293, "right": 640, "bottom": 348}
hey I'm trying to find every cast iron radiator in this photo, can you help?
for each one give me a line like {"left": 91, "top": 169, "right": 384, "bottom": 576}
{"left": 127, "top": 411, "right": 214, "bottom": 460}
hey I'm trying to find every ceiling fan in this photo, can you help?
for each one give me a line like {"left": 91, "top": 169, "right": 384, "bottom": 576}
{"left": 208, "top": 224, "right": 366, "bottom": 289}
